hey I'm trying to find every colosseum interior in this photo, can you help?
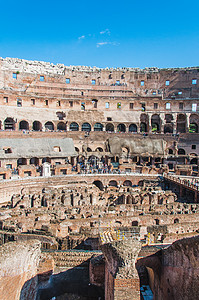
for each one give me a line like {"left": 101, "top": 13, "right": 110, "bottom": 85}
{"left": 0, "top": 57, "right": 198, "bottom": 300}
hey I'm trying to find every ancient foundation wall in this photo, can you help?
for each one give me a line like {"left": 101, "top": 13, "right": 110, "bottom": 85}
{"left": 138, "top": 235, "right": 199, "bottom": 300}
{"left": 0, "top": 173, "right": 159, "bottom": 204}
{"left": 0, "top": 240, "right": 41, "bottom": 300}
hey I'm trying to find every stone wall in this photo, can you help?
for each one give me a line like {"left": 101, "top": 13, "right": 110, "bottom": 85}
{"left": 0, "top": 240, "right": 41, "bottom": 300}
{"left": 137, "top": 235, "right": 199, "bottom": 300}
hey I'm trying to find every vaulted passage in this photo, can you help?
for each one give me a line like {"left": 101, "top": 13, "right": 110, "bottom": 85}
{"left": 19, "top": 120, "right": 29, "bottom": 130}
{"left": 82, "top": 122, "right": 91, "bottom": 132}
{"left": 70, "top": 122, "right": 79, "bottom": 131}
{"left": 33, "top": 121, "right": 42, "bottom": 131}
{"left": 4, "top": 118, "right": 15, "bottom": 130}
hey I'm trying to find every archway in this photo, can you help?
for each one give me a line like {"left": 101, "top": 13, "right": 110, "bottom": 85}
{"left": 4, "top": 118, "right": 15, "bottom": 130}
{"left": 129, "top": 123, "right": 137, "bottom": 132}
{"left": 177, "top": 114, "right": 186, "bottom": 133}
{"left": 94, "top": 123, "right": 103, "bottom": 131}
{"left": 45, "top": 121, "right": 54, "bottom": 131}
{"left": 17, "top": 158, "right": 27, "bottom": 166}
{"left": 57, "top": 122, "right": 66, "bottom": 131}
{"left": 106, "top": 123, "right": 114, "bottom": 132}
{"left": 109, "top": 180, "right": 118, "bottom": 187}
{"left": 42, "top": 157, "right": 51, "bottom": 163}
{"left": 140, "top": 122, "right": 147, "bottom": 133}
{"left": 189, "top": 114, "right": 199, "bottom": 133}
{"left": 151, "top": 114, "right": 161, "bottom": 132}
{"left": 30, "top": 157, "right": 39, "bottom": 166}
{"left": 123, "top": 180, "right": 132, "bottom": 187}
{"left": 190, "top": 158, "right": 198, "bottom": 164}
{"left": 117, "top": 123, "right": 126, "bottom": 132}
{"left": 33, "top": 121, "right": 42, "bottom": 131}
{"left": 93, "top": 180, "right": 104, "bottom": 191}
{"left": 19, "top": 120, "right": 29, "bottom": 130}
{"left": 178, "top": 148, "right": 186, "bottom": 155}
{"left": 82, "top": 122, "right": 91, "bottom": 132}
{"left": 70, "top": 122, "right": 79, "bottom": 131}
{"left": 189, "top": 123, "right": 198, "bottom": 133}
{"left": 132, "top": 221, "right": 138, "bottom": 226}
{"left": 95, "top": 147, "right": 103, "bottom": 152}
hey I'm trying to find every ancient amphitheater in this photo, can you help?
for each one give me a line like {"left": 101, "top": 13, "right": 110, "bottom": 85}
{"left": 0, "top": 57, "right": 198, "bottom": 300}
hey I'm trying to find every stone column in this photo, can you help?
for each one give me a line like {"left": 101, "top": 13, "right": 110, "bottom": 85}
{"left": 148, "top": 114, "right": 152, "bottom": 133}
{"left": 101, "top": 239, "right": 142, "bottom": 300}
{"left": 186, "top": 112, "right": 191, "bottom": 133}
{"left": 173, "top": 113, "right": 177, "bottom": 134}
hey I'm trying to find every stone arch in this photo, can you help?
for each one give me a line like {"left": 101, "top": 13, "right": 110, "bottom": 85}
{"left": 95, "top": 147, "right": 103, "bottom": 152}
{"left": 109, "top": 180, "right": 118, "bottom": 187}
{"left": 140, "top": 122, "right": 147, "bottom": 133}
{"left": 155, "top": 219, "right": 159, "bottom": 225}
{"left": 189, "top": 114, "right": 199, "bottom": 133}
{"left": 189, "top": 123, "right": 198, "bottom": 133}
{"left": 190, "top": 157, "right": 198, "bottom": 164}
{"left": 178, "top": 148, "right": 186, "bottom": 155}
{"left": 57, "top": 122, "right": 66, "bottom": 131}
{"left": 82, "top": 122, "right": 91, "bottom": 132}
{"left": 174, "top": 218, "right": 179, "bottom": 224}
{"left": 45, "top": 121, "right": 54, "bottom": 131}
{"left": 151, "top": 114, "right": 161, "bottom": 132}
{"left": 33, "top": 121, "right": 42, "bottom": 131}
{"left": 94, "top": 123, "right": 103, "bottom": 131}
{"left": 117, "top": 123, "right": 126, "bottom": 132}
{"left": 30, "top": 157, "right": 39, "bottom": 166}
{"left": 17, "top": 158, "right": 27, "bottom": 166}
{"left": 42, "top": 157, "right": 51, "bottom": 163}
{"left": 19, "top": 120, "right": 29, "bottom": 130}
{"left": 70, "top": 122, "right": 79, "bottom": 131}
{"left": 75, "top": 147, "right": 79, "bottom": 153}
{"left": 106, "top": 123, "right": 114, "bottom": 132}
{"left": 177, "top": 114, "right": 187, "bottom": 133}
{"left": 132, "top": 221, "right": 138, "bottom": 226}
{"left": 4, "top": 118, "right": 15, "bottom": 130}
{"left": 129, "top": 123, "right": 137, "bottom": 132}
{"left": 93, "top": 180, "right": 104, "bottom": 191}
{"left": 123, "top": 180, "right": 132, "bottom": 187}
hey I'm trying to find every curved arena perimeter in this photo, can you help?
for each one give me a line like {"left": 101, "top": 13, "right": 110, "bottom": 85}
{"left": 0, "top": 57, "right": 198, "bottom": 300}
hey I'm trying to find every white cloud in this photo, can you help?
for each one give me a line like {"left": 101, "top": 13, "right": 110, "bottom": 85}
{"left": 96, "top": 42, "right": 109, "bottom": 47}
{"left": 100, "top": 29, "right": 111, "bottom": 35}
{"left": 96, "top": 41, "right": 120, "bottom": 48}
{"left": 78, "top": 35, "right": 85, "bottom": 40}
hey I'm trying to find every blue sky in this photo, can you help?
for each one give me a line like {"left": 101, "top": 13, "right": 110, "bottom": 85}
{"left": 0, "top": 0, "right": 199, "bottom": 68}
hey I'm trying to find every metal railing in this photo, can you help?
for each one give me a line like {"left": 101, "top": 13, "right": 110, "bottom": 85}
{"left": 164, "top": 173, "right": 199, "bottom": 191}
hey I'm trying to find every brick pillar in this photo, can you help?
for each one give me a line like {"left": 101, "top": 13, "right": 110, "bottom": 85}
{"left": 194, "top": 191, "right": 198, "bottom": 203}
{"left": 101, "top": 239, "right": 141, "bottom": 300}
